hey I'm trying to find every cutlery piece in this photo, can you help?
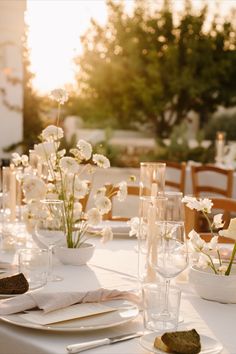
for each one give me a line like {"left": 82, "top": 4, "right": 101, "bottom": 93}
{"left": 66, "top": 331, "right": 143, "bottom": 353}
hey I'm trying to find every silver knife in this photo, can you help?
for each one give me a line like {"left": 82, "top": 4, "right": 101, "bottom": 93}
{"left": 66, "top": 331, "right": 143, "bottom": 353}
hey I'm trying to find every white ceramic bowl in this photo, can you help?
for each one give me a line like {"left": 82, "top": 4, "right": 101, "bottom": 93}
{"left": 55, "top": 243, "right": 95, "bottom": 266}
{"left": 189, "top": 265, "right": 236, "bottom": 303}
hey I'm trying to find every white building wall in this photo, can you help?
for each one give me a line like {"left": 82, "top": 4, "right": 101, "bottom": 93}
{"left": 0, "top": 0, "right": 26, "bottom": 159}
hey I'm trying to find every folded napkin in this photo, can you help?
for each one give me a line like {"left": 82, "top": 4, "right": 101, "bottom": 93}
{"left": 0, "top": 288, "right": 140, "bottom": 315}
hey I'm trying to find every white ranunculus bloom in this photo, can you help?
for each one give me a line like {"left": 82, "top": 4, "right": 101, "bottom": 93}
{"left": 73, "top": 178, "right": 88, "bottom": 199}
{"left": 59, "top": 157, "right": 80, "bottom": 174}
{"left": 34, "top": 142, "right": 56, "bottom": 161}
{"left": 116, "top": 181, "right": 127, "bottom": 201}
{"left": 87, "top": 208, "right": 102, "bottom": 226}
{"left": 50, "top": 88, "right": 68, "bottom": 104}
{"left": 92, "top": 154, "right": 110, "bottom": 169}
{"left": 42, "top": 125, "right": 64, "bottom": 141}
{"left": 76, "top": 140, "right": 92, "bottom": 161}
{"left": 213, "top": 213, "right": 224, "bottom": 229}
{"left": 101, "top": 226, "right": 113, "bottom": 243}
{"left": 23, "top": 176, "right": 47, "bottom": 202}
{"left": 95, "top": 196, "right": 112, "bottom": 215}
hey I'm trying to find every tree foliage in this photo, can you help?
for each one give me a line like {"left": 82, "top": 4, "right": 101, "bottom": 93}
{"left": 72, "top": 0, "right": 236, "bottom": 137}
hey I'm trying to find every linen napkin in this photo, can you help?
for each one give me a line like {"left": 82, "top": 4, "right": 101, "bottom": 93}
{"left": 0, "top": 288, "right": 140, "bottom": 315}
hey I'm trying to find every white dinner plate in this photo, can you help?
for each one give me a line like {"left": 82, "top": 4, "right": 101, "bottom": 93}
{"left": 140, "top": 332, "right": 223, "bottom": 354}
{"left": 88, "top": 220, "right": 131, "bottom": 238}
{"left": 0, "top": 300, "right": 139, "bottom": 332}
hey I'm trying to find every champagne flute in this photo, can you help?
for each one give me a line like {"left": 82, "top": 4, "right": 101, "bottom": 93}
{"left": 35, "top": 199, "right": 67, "bottom": 282}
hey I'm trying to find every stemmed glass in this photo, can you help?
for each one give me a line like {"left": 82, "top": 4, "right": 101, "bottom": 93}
{"left": 147, "top": 219, "right": 188, "bottom": 328}
{"left": 34, "top": 199, "right": 67, "bottom": 282}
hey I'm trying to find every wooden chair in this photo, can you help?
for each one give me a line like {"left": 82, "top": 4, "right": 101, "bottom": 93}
{"left": 191, "top": 165, "right": 234, "bottom": 198}
{"left": 165, "top": 161, "right": 186, "bottom": 194}
{"left": 104, "top": 184, "right": 139, "bottom": 221}
{"left": 185, "top": 197, "right": 236, "bottom": 243}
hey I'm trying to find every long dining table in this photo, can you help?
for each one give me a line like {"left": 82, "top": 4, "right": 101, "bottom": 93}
{"left": 0, "top": 235, "right": 236, "bottom": 354}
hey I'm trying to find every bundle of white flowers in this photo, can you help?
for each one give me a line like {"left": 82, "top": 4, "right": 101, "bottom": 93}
{"left": 12, "top": 89, "right": 128, "bottom": 248}
{"left": 182, "top": 196, "right": 236, "bottom": 275}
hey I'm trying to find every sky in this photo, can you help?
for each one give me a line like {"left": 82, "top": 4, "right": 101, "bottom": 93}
{"left": 26, "top": 0, "right": 236, "bottom": 94}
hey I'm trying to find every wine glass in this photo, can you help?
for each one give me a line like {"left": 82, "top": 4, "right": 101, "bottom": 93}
{"left": 147, "top": 220, "right": 188, "bottom": 328}
{"left": 35, "top": 199, "right": 67, "bottom": 282}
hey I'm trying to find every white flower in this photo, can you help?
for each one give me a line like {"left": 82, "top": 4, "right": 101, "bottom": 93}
{"left": 23, "top": 176, "right": 47, "bottom": 202}
{"left": 87, "top": 208, "right": 102, "bottom": 226}
{"left": 208, "top": 236, "right": 219, "bottom": 251}
{"left": 219, "top": 218, "right": 236, "bottom": 241}
{"left": 73, "top": 178, "right": 89, "bottom": 199}
{"left": 21, "top": 155, "right": 29, "bottom": 167}
{"left": 50, "top": 88, "right": 68, "bottom": 104}
{"left": 11, "top": 152, "right": 22, "bottom": 166}
{"left": 93, "top": 154, "right": 110, "bottom": 169}
{"left": 95, "top": 196, "right": 112, "bottom": 215}
{"left": 182, "top": 196, "right": 213, "bottom": 213}
{"left": 189, "top": 230, "right": 206, "bottom": 252}
{"left": 42, "top": 125, "right": 64, "bottom": 141}
{"left": 213, "top": 213, "right": 224, "bottom": 229}
{"left": 128, "top": 217, "right": 140, "bottom": 237}
{"left": 197, "top": 253, "right": 210, "bottom": 269}
{"left": 116, "top": 181, "right": 127, "bottom": 201}
{"left": 76, "top": 140, "right": 92, "bottom": 160}
{"left": 59, "top": 157, "right": 80, "bottom": 174}
{"left": 93, "top": 187, "right": 106, "bottom": 200}
{"left": 101, "top": 226, "right": 113, "bottom": 243}
{"left": 217, "top": 265, "right": 227, "bottom": 275}
{"left": 34, "top": 142, "right": 56, "bottom": 161}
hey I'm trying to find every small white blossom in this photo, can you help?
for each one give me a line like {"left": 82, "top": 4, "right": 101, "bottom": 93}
{"left": 50, "top": 88, "right": 68, "bottom": 104}
{"left": 101, "top": 226, "right": 113, "bottom": 243}
{"left": 128, "top": 217, "right": 140, "bottom": 237}
{"left": 34, "top": 142, "right": 56, "bottom": 161}
{"left": 217, "top": 265, "right": 227, "bottom": 275}
{"left": 116, "top": 181, "right": 127, "bottom": 201}
{"left": 93, "top": 187, "right": 106, "bottom": 200}
{"left": 189, "top": 230, "right": 207, "bottom": 252}
{"left": 219, "top": 218, "right": 236, "bottom": 241}
{"left": 21, "top": 155, "right": 29, "bottom": 167}
{"left": 11, "top": 152, "right": 22, "bottom": 166}
{"left": 93, "top": 154, "right": 110, "bottom": 169}
{"left": 182, "top": 196, "right": 213, "bottom": 213}
{"left": 73, "top": 178, "right": 89, "bottom": 199}
{"left": 95, "top": 196, "right": 112, "bottom": 215}
{"left": 42, "top": 125, "right": 64, "bottom": 141}
{"left": 208, "top": 236, "right": 219, "bottom": 251}
{"left": 59, "top": 157, "right": 80, "bottom": 174}
{"left": 23, "top": 176, "right": 47, "bottom": 202}
{"left": 87, "top": 208, "right": 102, "bottom": 226}
{"left": 213, "top": 213, "right": 224, "bottom": 229}
{"left": 197, "top": 253, "right": 210, "bottom": 269}
{"left": 76, "top": 140, "right": 92, "bottom": 160}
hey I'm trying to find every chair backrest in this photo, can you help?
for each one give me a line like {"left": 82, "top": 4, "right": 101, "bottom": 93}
{"left": 191, "top": 165, "right": 234, "bottom": 198}
{"left": 104, "top": 184, "right": 139, "bottom": 220}
{"left": 165, "top": 161, "right": 186, "bottom": 194}
{"left": 185, "top": 197, "right": 236, "bottom": 243}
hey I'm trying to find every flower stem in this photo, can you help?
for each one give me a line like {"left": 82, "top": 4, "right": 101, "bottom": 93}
{"left": 225, "top": 242, "right": 236, "bottom": 275}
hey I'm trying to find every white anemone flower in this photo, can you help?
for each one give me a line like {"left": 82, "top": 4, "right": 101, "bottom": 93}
{"left": 93, "top": 187, "right": 106, "bottom": 200}
{"left": 50, "top": 88, "right": 68, "bottom": 104}
{"left": 116, "top": 181, "right": 127, "bottom": 201}
{"left": 95, "top": 196, "right": 112, "bottom": 215}
{"left": 208, "top": 235, "right": 219, "bottom": 251}
{"left": 182, "top": 196, "right": 213, "bottom": 213}
{"left": 23, "top": 176, "right": 47, "bottom": 202}
{"left": 87, "top": 208, "right": 102, "bottom": 226}
{"left": 76, "top": 140, "right": 92, "bottom": 161}
{"left": 59, "top": 157, "right": 80, "bottom": 174}
{"left": 101, "top": 227, "right": 113, "bottom": 243}
{"left": 92, "top": 154, "right": 110, "bottom": 169}
{"left": 42, "top": 125, "right": 64, "bottom": 141}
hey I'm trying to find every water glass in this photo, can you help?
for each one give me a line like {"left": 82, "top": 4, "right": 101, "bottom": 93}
{"left": 140, "top": 162, "right": 166, "bottom": 197}
{"left": 142, "top": 283, "right": 181, "bottom": 331}
{"left": 18, "top": 248, "right": 49, "bottom": 290}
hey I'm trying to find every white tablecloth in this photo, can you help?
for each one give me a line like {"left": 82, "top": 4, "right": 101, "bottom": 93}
{"left": 0, "top": 237, "right": 236, "bottom": 354}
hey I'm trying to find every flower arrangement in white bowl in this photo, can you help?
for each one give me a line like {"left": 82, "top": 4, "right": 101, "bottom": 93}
{"left": 183, "top": 196, "right": 236, "bottom": 303}
{"left": 11, "top": 89, "right": 128, "bottom": 257}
